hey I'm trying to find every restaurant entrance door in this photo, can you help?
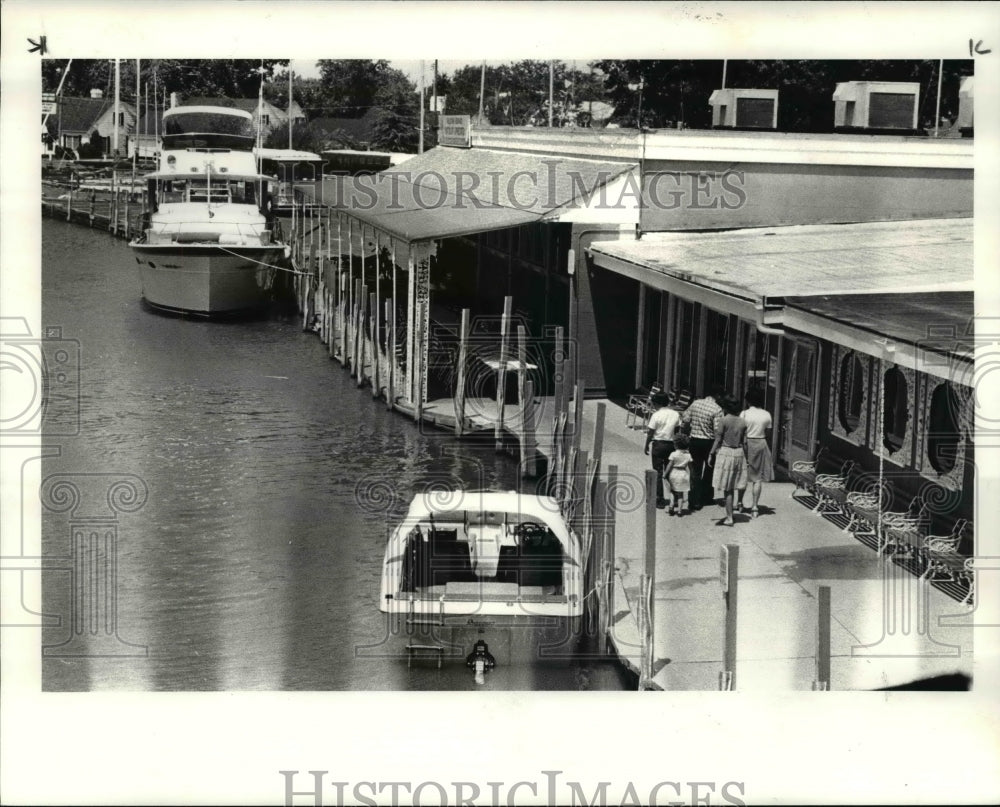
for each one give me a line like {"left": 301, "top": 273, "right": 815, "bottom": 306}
{"left": 778, "top": 338, "right": 820, "bottom": 469}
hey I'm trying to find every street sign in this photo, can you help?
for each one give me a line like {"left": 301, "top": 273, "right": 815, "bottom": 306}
{"left": 439, "top": 115, "right": 472, "bottom": 148}
{"left": 42, "top": 93, "right": 57, "bottom": 116}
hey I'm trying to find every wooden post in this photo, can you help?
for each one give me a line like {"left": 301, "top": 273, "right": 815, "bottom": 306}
{"left": 640, "top": 469, "right": 657, "bottom": 689}
{"left": 455, "top": 308, "right": 470, "bottom": 435}
{"left": 88, "top": 191, "right": 95, "bottom": 226}
{"left": 351, "top": 279, "right": 361, "bottom": 377}
{"left": 521, "top": 377, "right": 538, "bottom": 478}
{"left": 356, "top": 282, "right": 367, "bottom": 386}
{"left": 391, "top": 239, "right": 398, "bottom": 405}
{"left": 815, "top": 585, "right": 831, "bottom": 690}
{"left": 592, "top": 402, "right": 606, "bottom": 473}
{"left": 517, "top": 324, "right": 528, "bottom": 465}
{"left": 339, "top": 270, "right": 348, "bottom": 367}
{"left": 385, "top": 299, "right": 394, "bottom": 410}
{"left": 494, "top": 295, "right": 512, "bottom": 452}
{"left": 720, "top": 543, "right": 740, "bottom": 691}
{"left": 67, "top": 186, "right": 73, "bottom": 221}
{"left": 603, "top": 464, "right": 619, "bottom": 655}
{"left": 370, "top": 291, "right": 379, "bottom": 398}
{"left": 110, "top": 172, "right": 116, "bottom": 234}
{"left": 414, "top": 306, "right": 424, "bottom": 423}
{"left": 553, "top": 325, "right": 565, "bottom": 415}
{"left": 124, "top": 188, "right": 130, "bottom": 239}
{"left": 374, "top": 231, "right": 381, "bottom": 400}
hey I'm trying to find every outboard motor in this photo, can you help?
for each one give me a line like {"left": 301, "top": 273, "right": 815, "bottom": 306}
{"left": 465, "top": 640, "right": 495, "bottom": 685}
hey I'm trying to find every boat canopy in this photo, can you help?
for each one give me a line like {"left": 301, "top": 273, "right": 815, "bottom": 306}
{"left": 402, "top": 491, "right": 574, "bottom": 548}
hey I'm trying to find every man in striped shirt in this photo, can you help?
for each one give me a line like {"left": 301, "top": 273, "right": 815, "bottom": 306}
{"left": 681, "top": 386, "right": 724, "bottom": 510}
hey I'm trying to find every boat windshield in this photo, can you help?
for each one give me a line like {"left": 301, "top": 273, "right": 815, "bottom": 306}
{"left": 159, "top": 178, "right": 259, "bottom": 206}
{"left": 162, "top": 111, "right": 256, "bottom": 151}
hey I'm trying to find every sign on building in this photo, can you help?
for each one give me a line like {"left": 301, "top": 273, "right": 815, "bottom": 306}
{"left": 438, "top": 115, "right": 472, "bottom": 148}
{"left": 41, "top": 92, "right": 57, "bottom": 116}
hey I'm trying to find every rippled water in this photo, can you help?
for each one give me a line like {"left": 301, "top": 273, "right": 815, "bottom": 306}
{"left": 40, "top": 219, "right": 630, "bottom": 691}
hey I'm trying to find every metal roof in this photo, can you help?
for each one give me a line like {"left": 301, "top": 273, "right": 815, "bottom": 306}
{"left": 311, "top": 146, "right": 636, "bottom": 243}
{"left": 588, "top": 218, "right": 973, "bottom": 301}
{"left": 782, "top": 292, "right": 974, "bottom": 363}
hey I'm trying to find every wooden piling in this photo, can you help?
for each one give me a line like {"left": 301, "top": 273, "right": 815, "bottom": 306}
{"left": 356, "top": 282, "right": 367, "bottom": 387}
{"left": 455, "top": 308, "right": 470, "bottom": 435}
{"left": 721, "top": 543, "right": 740, "bottom": 691}
{"left": 494, "top": 295, "right": 512, "bottom": 452}
{"left": 385, "top": 299, "right": 394, "bottom": 410}
{"left": 816, "top": 585, "right": 831, "bottom": 690}
{"left": 640, "top": 469, "right": 658, "bottom": 689}
{"left": 370, "top": 291, "right": 379, "bottom": 398}
{"left": 521, "top": 377, "right": 538, "bottom": 478}
{"left": 603, "top": 463, "right": 619, "bottom": 655}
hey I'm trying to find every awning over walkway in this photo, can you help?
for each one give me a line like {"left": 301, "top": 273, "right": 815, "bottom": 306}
{"left": 309, "top": 146, "right": 638, "bottom": 243}
{"left": 587, "top": 218, "right": 973, "bottom": 379}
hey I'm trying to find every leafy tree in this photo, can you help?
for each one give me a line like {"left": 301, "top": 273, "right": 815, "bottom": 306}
{"left": 370, "top": 109, "right": 420, "bottom": 153}
{"left": 264, "top": 72, "right": 326, "bottom": 121}
{"left": 262, "top": 121, "right": 327, "bottom": 152}
{"left": 42, "top": 59, "right": 288, "bottom": 102}
{"left": 595, "top": 59, "right": 973, "bottom": 131}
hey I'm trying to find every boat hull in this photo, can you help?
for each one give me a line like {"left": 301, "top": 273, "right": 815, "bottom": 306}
{"left": 131, "top": 244, "right": 284, "bottom": 315}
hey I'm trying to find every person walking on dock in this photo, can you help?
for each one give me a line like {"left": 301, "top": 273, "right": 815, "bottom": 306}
{"left": 709, "top": 395, "right": 749, "bottom": 527}
{"left": 737, "top": 387, "right": 774, "bottom": 519}
{"left": 681, "top": 385, "right": 724, "bottom": 511}
{"left": 644, "top": 392, "right": 680, "bottom": 509}
{"left": 664, "top": 433, "right": 693, "bottom": 515}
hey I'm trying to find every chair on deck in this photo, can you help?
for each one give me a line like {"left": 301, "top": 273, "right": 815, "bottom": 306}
{"left": 625, "top": 384, "right": 662, "bottom": 430}
{"left": 790, "top": 446, "right": 827, "bottom": 499}
{"left": 879, "top": 495, "right": 930, "bottom": 556}
{"left": 670, "top": 388, "right": 694, "bottom": 411}
{"left": 813, "top": 460, "right": 856, "bottom": 516}
{"left": 920, "top": 519, "right": 973, "bottom": 604}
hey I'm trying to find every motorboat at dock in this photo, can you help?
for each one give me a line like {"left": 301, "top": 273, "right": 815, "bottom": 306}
{"left": 129, "top": 106, "right": 290, "bottom": 315}
{"left": 379, "top": 490, "right": 587, "bottom": 680}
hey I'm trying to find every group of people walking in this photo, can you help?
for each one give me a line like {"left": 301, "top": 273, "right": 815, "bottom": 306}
{"left": 644, "top": 385, "right": 774, "bottom": 525}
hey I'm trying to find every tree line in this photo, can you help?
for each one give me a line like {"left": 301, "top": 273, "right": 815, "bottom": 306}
{"left": 44, "top": 58, "right": 973, "bottom": 154}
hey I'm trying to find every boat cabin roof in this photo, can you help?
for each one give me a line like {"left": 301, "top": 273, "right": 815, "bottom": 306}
{"left": 403, "top": 491, "right": 574, "bottom": 547}
{"left": 255, "top": 147, "right": 324, "bottom": 163}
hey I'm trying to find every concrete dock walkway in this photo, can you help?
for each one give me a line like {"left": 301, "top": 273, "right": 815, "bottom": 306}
{"left": 574, "top": 399, "right": 974, "bottom": 691}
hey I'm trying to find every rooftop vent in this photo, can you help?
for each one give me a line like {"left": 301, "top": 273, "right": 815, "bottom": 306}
{"left": 833, "top": 81, "right": 919, "bottom": 132}
{"left": 709, "top": 89, "right": 778, "bottom": 129}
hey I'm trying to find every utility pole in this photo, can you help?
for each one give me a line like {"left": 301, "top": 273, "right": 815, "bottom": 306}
{"left": 721, "top": 59, "right": 727, "bottom": 90}
{"left": 419, "top": 60, "right": 425, "bottom": 154}
{"left": 549, "top": 60, "right": 554, "bottom": 127}
{"left": 478, "top": 61, "right": 486, "bottom": 123}
{"left": 934, "top": 59, "right": 944, "bottom": 137}
{"left": 433, "top": 59, "right": 438, "bottom": 113}
{"left": 288, "top": 67, "right": 294, "bottom": 149}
